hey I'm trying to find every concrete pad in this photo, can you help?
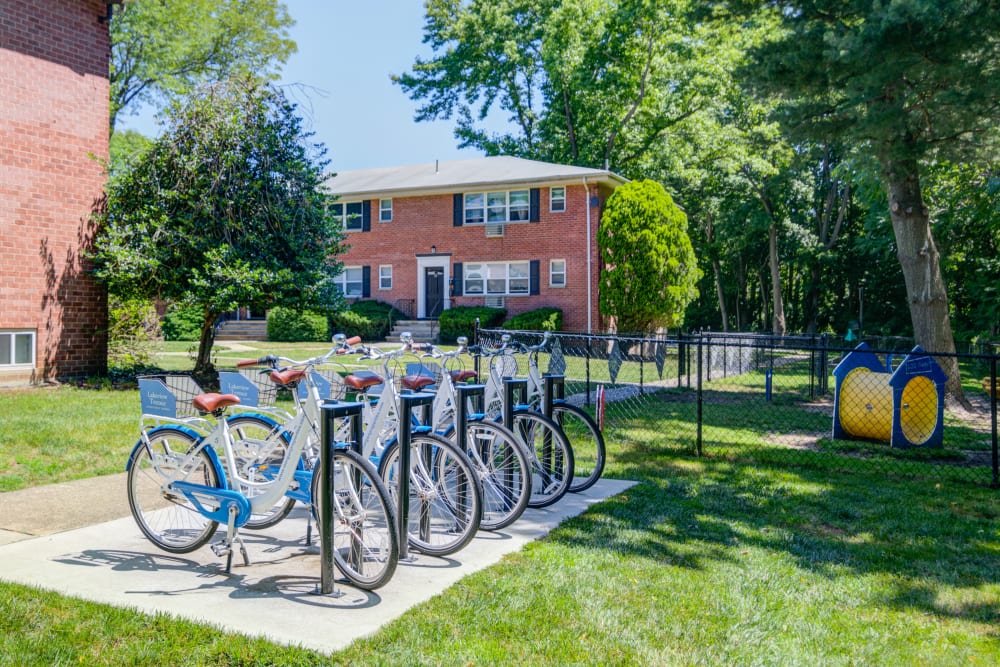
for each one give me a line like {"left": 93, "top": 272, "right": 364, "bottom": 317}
{"left": 0, "top": 478, "right": 635, "bottom": 655}
{"left": 0, "top": 473, "right": 131, "bottom": 540}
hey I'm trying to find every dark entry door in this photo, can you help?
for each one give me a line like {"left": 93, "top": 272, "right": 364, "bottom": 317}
{"left": 424, "top": 267, "right": 445, "bottom": 318}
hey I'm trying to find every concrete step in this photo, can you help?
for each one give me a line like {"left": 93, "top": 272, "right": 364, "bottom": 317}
{"left": 216, "top": 319, "right": 268, "bottom": 341}
{"left": 387, "top": 319, "right": 438, "bottom": 343}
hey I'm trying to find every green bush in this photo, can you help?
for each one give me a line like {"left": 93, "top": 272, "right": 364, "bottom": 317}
{"left": 439, "top": 306, "right": 506, "bottom": 343}
{"left": 161, "top": 303, "right": 203, "bottom": 341}
{"left": 108, "top": 296, "right": 162, "bottom": 369}
{"left": 330, "top": 309, "right": 384, "bottom": 342}
{"left": 502, "top": 307, "right": 563, "bottom": 332}
{"left": 266, "top": 306, "right": 329, "bottom": 342}
{"left": 331, "top": 300, "right": 405, "bottom": 341}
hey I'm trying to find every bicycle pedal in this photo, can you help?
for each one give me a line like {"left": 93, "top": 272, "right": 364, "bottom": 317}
{"left": 211, "top": 541, "right": 232, "bottom": 557}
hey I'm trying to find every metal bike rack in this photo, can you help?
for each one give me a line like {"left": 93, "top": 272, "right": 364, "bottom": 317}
{"left": 317, "top": 400, "right": 364, "bottom": 596}
{"left": 541, "top": 374, "right": 565, "bottom": 419}
{"left": 502, "top": 378, "right": 528, "bottom": 431}
{"left": 397, "top": 392, "right": 435, "bottom": 561}
{"left": 455, "top": 383, "right": 486, "bottom": 454}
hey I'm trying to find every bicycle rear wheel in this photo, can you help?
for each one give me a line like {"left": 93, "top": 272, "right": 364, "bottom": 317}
{"left": 127, "top": 427, "right": 220, "bottom": 553}
{"left": 464, "top": 420, "right": 532, "bottom": 530}
{"left": 379, "top": 433, "right": 483, "bottom": 557}
{"left": 226, "top": 414, "right": 298, "bottom": 529}
{"left": 551, "top": 403, "right": 606, "bottom": 493}
{"left": 311, "top": 448, "right": 399, "bottom": 590}
{"left": 511, "top": 411, "right": 575, "bottom": 509}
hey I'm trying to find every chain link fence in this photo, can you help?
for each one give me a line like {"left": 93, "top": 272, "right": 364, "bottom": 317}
{"left": 476, "top": 327, "right": 1000, "bottom": 488}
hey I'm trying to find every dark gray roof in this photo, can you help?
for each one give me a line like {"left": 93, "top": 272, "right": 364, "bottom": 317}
{"left": 324, "top": 156, "right": 626, "bottom": 197}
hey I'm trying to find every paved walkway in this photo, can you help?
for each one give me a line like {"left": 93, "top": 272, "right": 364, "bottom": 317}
{"left": 0, "top": 474, "right": 634, "bottom": 654}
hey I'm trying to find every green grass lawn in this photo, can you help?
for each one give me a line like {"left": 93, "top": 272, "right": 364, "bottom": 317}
{"left": 2, "top": 341, "right": 999, "bottom": 664}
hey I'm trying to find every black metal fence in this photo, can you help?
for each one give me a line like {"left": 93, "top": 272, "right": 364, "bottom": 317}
{"left": 476, "top": 327, "right": 1000, "bottom": 488}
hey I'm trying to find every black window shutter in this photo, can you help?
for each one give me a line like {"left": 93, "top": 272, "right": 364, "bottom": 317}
{"left": 453, "top": 193, "right": 464, "bottom": 226}
{"left": 362, "top": 200, "right": 371, "bottom": 231}
{"left": 452, "top": 263, "right": 463, "bottom": 296}
{"left": 529, "top": 260, "right": 540, "bottom": 295}
{"left": 529, "top": 188, "right": 540, "bottom": 222}
{"left": 362, "top": 265, "right": 371, "bottom": 297}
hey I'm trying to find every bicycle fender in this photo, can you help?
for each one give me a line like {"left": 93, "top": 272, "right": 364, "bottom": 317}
{"left": 125, "top": 425, "right": 228, "bottom": 488}
{"left": 125, "top": 423, "right": 205, "bottom": 471}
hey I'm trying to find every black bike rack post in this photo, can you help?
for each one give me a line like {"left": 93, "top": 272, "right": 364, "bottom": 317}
{"left": 541, "top": 374, "right": 565, "bottom": 419}
{"left": 397, "top": 392, "right": 435, "bottom": 561}
{"left": 503, "top": 378, "right": 528, "bottom": 431}
{"left": 317, "top": 400, "right": 364, "bottom": 596}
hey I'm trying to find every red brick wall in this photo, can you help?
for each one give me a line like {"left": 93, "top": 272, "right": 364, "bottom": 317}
{"left": 0, "top": 0, "right": 110, "bottom": 383}
{"left": 342, "top": 183, "right": 605, "bottom": 332}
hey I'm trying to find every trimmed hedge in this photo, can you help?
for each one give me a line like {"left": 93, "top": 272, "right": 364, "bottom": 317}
{"left": 439, "top": 306, "right": 506, "bottom": 343}
{"left": 502, "top": 307, "right": 563, "bottom": 332}
{"left": 162, "top": 303, "right": 203, "bottom": 341}
{"left": 266, "top": 306, "right": 329, "bottom": 342}
{"left": 331, "top": 300, "right": 405, "bottom": 342}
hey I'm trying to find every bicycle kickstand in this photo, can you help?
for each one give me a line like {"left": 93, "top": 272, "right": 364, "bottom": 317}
{"left": 212, "top": 504, "right": 251, "bottom": 573}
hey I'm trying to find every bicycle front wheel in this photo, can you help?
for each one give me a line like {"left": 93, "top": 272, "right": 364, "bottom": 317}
{"left": 511, "top": 411, "right": 575, "bottom": 509}
{"left": 227, "top": 414, "right": 298, "bottom": 529}
{"left": 311, "top": 448, "right": 399, "bottom": 590}
{"left": 551, "top": 403, "right": 606, "bottom": 493}
{"left": 464, "top": 420, "right": 532, "bottom": 530}
{"left": 379, "top": 433, "right": 483, "bottom": 557}
{"left": 127, "top": 427, "right": 220, "bottom": 553}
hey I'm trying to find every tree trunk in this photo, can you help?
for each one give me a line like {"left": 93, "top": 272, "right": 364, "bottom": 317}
{"left": 194, "top": 307, "right": 218, "bottom": 383}
{"left": 712, "top": 257, "right": 728, "bottom": 332}
{"left": 769, "top": 222, "right": 787, "bottom": 335}
{"left": 881, "top": 156, "right": 965, "bottom": 402}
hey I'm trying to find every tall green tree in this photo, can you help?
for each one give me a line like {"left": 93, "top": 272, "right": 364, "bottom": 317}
{"left": 395, "top": 0, "right": 717, "bottom": 176}
{"left": 598, "top": 180, "right": 701, "bottom": 332}
{"left": 92, "top": 79, "right": 344, "bottom": 378}
{"left": 110, "top": 0, "right": 295, "bottom": 131}
{"left": 737, "top": 0, "right": 1000, "bottom": 398}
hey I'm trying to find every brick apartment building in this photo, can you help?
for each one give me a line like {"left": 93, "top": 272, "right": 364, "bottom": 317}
{"left": 324, "top": 156, "right": 627, "bottom": 333}
{"left": 1, "top": 0, "right": 111, "bottom": 385}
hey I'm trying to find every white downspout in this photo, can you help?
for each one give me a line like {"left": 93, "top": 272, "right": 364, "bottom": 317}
{"left": 584, "top": 177, "right": 592, "bottom": 333}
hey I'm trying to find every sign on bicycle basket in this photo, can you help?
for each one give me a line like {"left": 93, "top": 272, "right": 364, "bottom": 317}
{"left": 138, "top": 377, "right": 178, "bottom": 418}
{"left": 219, "top": 371, "right": 260, "bottom": 407}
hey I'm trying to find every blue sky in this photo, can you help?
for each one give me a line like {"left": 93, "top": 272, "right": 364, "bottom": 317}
{"left": 120, "top": 2, "right": 497, "bottom": 172}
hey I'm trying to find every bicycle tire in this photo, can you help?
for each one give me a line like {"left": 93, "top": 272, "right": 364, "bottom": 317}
{"left": 226, "top": 414, "right": 298, "bottom": 529}
{"left": 127, "top": 427, "right": 220, "bottom": 553}
{"left": 551, "top": 403, "right": 606, "bottom": 493}
{"left": 463, "top": 420, "right": 532, "bottom": 530}
{"left": 378, "top": 433, "right": 483, "bottom": 557}
{"left": 310, "top": 448, "right": 399, "bottom": 590}
{"left": 510, "top": 410, "right": 575, "bottom": 509}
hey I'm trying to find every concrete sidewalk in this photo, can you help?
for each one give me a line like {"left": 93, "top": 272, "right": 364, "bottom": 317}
{"left": 0, "top": 475, "right": 634, "bottom": 654}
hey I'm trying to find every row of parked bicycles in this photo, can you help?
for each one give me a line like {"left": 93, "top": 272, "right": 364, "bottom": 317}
{"left": 126, "top": 331, "right": 606, "bottom": 591}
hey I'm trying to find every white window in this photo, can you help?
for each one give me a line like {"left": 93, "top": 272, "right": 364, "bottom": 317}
{"left": 550, "top": 186, "right": 566, "bottom": 212}
{"left": 332, "top": 201, "right": 364, "bottom": 231}
{"left": 336, "top": 266, "right": 364, "bottom": 297}
{"left": 379, "top": 265, "right": 392, "bottom": 290}
{"left": 465, "top": 261, "right": 530, "bottom": 296}
{"left": 0, "top": 331, "right": 35, "bottom": 366}
{"left": 465, "top": 190, "right": 529, "bottom": 224}
{"left": 550, "top": 259, "right": 566, "bottom": 287}
{"left": 379, "top": 199, "right": 392, "bottom": 222}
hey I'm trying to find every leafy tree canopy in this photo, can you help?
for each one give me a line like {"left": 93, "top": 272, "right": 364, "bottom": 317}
{"left": 92, "top": 78, "right": 345, "bottom": 376}
{"left": 110, "top": 0, "right": 296, "bottom": 131}
{"left": 598, "top": 180, "right": 701, "bottom": 332}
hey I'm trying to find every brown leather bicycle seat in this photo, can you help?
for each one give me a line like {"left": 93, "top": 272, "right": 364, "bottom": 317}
{"left": 450, "top": 369, "right": 478, "bottom": 382}
{"left": 402, "top": 375, "right": 436, "bottom": 391}
{"left": 344, "top": 374, "right": 384, "bottom": 390}
{"left": 192, "top": 393, "right": 241, "bottom": 413}
{"left": 269, "top": 369, "right": 306, "bottom": 386}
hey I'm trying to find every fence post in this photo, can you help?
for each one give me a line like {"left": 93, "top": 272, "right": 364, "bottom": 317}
{"left": 639, "top": 341, "right": 645, "bottom": 396}
{"left": 992, "top": 355, "right": 999, "bottom": 489}
{"left": 677, "top": 332, "right": 685, "bottom": 387}
{"left": 696, "top": 336, "right": 703, "bottom": 457}
{"left": 586, "top": 337, "right": 592, "bottom": 408}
